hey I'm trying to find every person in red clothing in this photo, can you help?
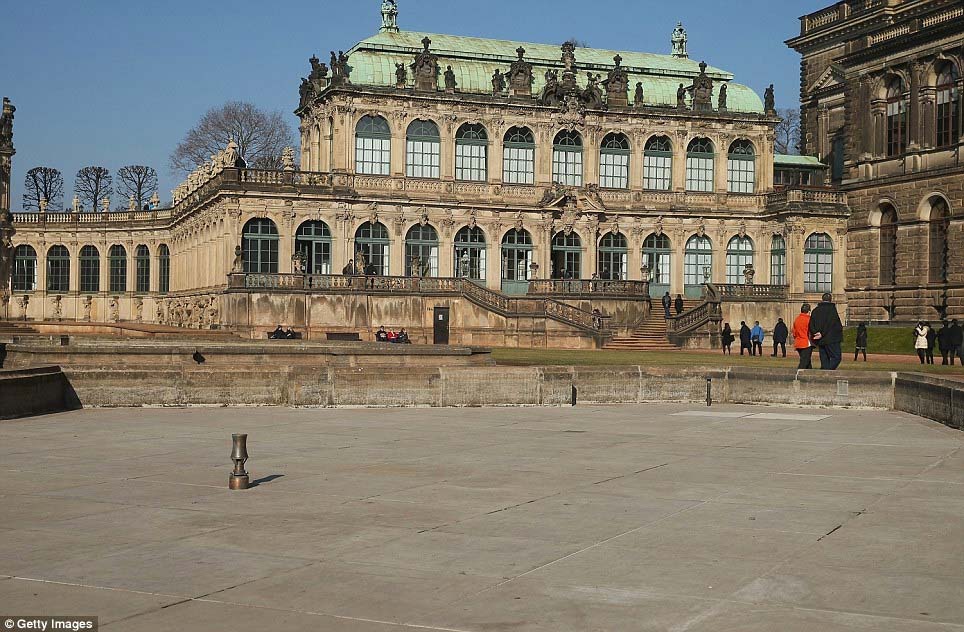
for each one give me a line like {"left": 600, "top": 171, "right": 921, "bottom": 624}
{"left": 792, "top": 303, "right": 813, "bottom": 370}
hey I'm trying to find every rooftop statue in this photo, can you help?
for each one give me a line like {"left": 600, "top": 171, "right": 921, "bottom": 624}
{"left": 395, "top": 62, "right": 407, "bottom": 87}
{"left": 411, "top": 37, "right": 439, "bottom": 91}
{"left": 633, "top": 82, "right": 644, "bottom": 108}
{"left": 491, "top": 68, "right": 505, "bottom": 95}
{"left": 671, "top": 22, "right": 688, "bottom": 59}
{"left": 718, "top": 83, "right": 727, "bottom": 110}
{"left": 380, "top": 0, "right": 399, "bottom": 33}
{"left": 604, "top": 54, "right": 629, "bottom": 107}
{"left": 688, "top": 61, "right": 713, "bottom": 111}
{"left": 0, "top": 97, "right": 14, "bottom": 150}
{"left": 764, "top": 84, "right": 775, "bottom": 113}
{"left": 507, "top": 47, "right": 533, "bottom": 96}
{"left": 444, "top": 66, "right": 457, "bottom": 91}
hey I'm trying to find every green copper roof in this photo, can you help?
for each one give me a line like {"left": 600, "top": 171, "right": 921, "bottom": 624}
{"left": 774, "top": 154, "right": 827, "bottom": 168}
{"left": 344, "top": 30, "right": 765, "bottom": 113}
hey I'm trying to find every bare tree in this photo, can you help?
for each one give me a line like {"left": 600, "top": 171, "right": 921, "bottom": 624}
{"left": 74, "top": 166, "right": 112, "bottom": 212}
{"left": 116, "top": 165, "right": 158, "bottom": 209}
{"left": 775, "top": 108, "right": 801, "bottom": 155}
{"left": 170, "top": 101, "right": 296, "bottom": 174}
{"left": 23, "top": 167, "right": 64, "bottom": 211}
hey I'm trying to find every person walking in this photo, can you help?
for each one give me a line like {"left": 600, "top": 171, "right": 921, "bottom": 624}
{"left": 721, "top": 323, "right": 734, "bottom": 355}
{"left": 938, "top": 321, "right": 952, "bottom": 365}
{"left": 750, "top": 321, "right": 765, "bottom": 357}
{"left": 949, "top": 319, "right": 963, "bottom": 366}
{"left": 854, "top": 322, "right": 868, "bottom": 362}
{"left": 739, "top": 321, "right": 752, "bottom": 356}
{"left": 771, "top": 318, "right": 789, "bottom": 358}
{"left": 808, "top": 293, "right": 844, "bottom": 370}
{"left": 793, "top": 304, "right": 813, "bottom": 369}
{"left": 925, "top": 321, "right": 937, "bottom": 365}
{"left": 674, "top": 294, "right": 684, "bottom": 316}
{"left": 914, "top": 321, "right": 929, "bottom": 365}
{"left": 662, "top": 292, "right": 672, "bottom": 319}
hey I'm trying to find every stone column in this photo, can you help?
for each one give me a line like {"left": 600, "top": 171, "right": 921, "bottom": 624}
{"left": 871, "top": 102, "right": 887, "bottom": 157}
{"left": 440, "top": 124, "right": 455, "bottom": 181}
{"left": 673, "top": 136, "right": 687, "bottom": 191}
{"left": 789, "top": 230, "right": 805, "bottom": 295}
{"left": 535, "top": 127, "right": 551, "bottom": 187}
{"left": 490, "top": 138, "right": 503, "bottom": 184}
{"left": 908, "top": 64, "right": 922, "bottom": 147}
{"left": 670, "top": 234, "right": 685, "bottom": 295}
{"left": 583, "top": 129, "right": 599, "bottom": 186}
{"left": 390, "top": 126, "right": 405, "bottom": 177}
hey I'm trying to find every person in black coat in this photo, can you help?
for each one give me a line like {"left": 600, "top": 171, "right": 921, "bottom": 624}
{"left": 674, "top": 294, "right": 684, "bottom": 315}
{"left": 771, "top": 318, "right": 789, "bottom": 358}
{"left": 854, "top": 322, "right": 868, "bottom": 362}
{"left": 739, "top": 321, "right": 752, "bottom": 356}
{"left": 661, "top": 292, "right": 672, "bottom": 319}
{"left": 808, "top": 293, "right": 844, "bottom": 370}
{"left": 949, "top": 319, "right": 963, "bottom": 366}
{"left": 721, "top": 323, "right": 734, "bottom": 355}
{"left": 937, "top": 321, "right": 952, "bottom": 365}
{"left": 925, "top": 321, "right": 937, "bottom": 365}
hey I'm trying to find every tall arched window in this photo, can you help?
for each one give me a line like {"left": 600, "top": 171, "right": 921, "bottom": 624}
{"left": 552, "top": 130, "right": 583, "bottom": 186}
{"left": 454, "top": 226, "right": 486, "bottom": 281}
{"left": 551, "top": 231, "right": 581, "bottom": 279}
{"left": 455, "top": 123, "right": 488, "bottom": 181}
{"left": 686, "top": 138, "right": 715, "bottom": 192}
{"left": 135, "top": 245, "right": 150, "bottom": 293}
{"left": 598, "top": 233, "right": 628, "bottom": 280}
{"left": 804, "top": 233, "right": 833, "bottom": 293}
{"left": 599, "top": 132, "right": 630, "bottom": 189}
{"left": 727, "top": 140, "right": 756, "bottom": 193}
{"left": 79, "top": 245, "right": 100, "bottom": 293}
{"left": 295, "top": 221, "right": 332, "bottom": 275}
{"left": 12, "top": 245, "right": 37, "bottom": 292}
{"left": 643, "top": 234, "right": 671, "bottom": 296}
{"left": 108, "top": 245, "right": 127, "bottom": 292}
{"left": 886, "top": 78, "right": 907, "bottom": 157}
{"left": 770, "top": 235, "right": 787, "bottom": 286}
{"left": 937, "top": 64, "right": 960, "bottom": 148}
{"left": 503, "top": 126, "right": 535, "bottom": 184}
{"left": 241, "top": 218, "right": 279, "bottom": 274}
{"left": 643, "top": 136, "right": 672, "bottom": 191}
{"left": 928, "top": 198, "right": 950, "bottom": 284}
{"left": 879, "top": 205, "right": 898, "bottom": 286}
{"left": 501, "top": 229, "right": 533, "bottom": 294}
{"left": 725, "top": 236, "right": 754, "bottom": 284}
{"left": 158, "top": 244, "right": 170, "bottom": 293}
{"left": 47, "top": 245, "right": 71, "bottom": 293}
{"left": 406, "top": 120, "right": 440, "bottom": 179}
{"left": 355, "top": 115, "right": 391, "bottom": 175}
{"left": 405, "top": 224, "right": 439, "bottom": 277}
{"left": 354, "top": 222, "right": 390, "bottom": 276}
{"left": 684, "top": 235, "right": 712, "bottom": 294}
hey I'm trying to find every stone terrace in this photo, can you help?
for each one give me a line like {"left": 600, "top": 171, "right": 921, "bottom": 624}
{"left": 0, "top": 405, "right": 962, "bottom": 631}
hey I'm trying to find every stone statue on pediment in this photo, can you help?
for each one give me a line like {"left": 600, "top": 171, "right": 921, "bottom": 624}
{"left": 492, "top": 69, "right": 505, "bottom": 95}
{"left": 688, "top": 61, "right": 713, "bottom": 111}
{"left": 507, "top": 47, "right": 533, "bottom": 96}
{"left": 604, "top": 55, "right": 629, "bottom": 107}
{"left": 412, "top": 37, "right": 439, "bottom": 92}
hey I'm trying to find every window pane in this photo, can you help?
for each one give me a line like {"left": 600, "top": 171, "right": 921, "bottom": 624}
{"left": 686, "top": 156, "right": 714, "bottom": 191}
{"left": 552, "top": 149, "right": 583, "bottom": 186}
{"left": 503, "top": 146, "right": 534, "bottom": 184}
{"left": 600, "top": 151, "right": 629, "bottom": 189}
{"left": 643, "top": 154, "right": 671, "bottom": 191}
{"left": 456, "top": 142, "right": 487, "bottom": 181}
{"left": 727, "top": 157, "right": 755, "bottom": 193}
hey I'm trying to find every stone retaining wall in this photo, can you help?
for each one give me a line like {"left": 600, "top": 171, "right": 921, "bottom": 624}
{"left": 0, "top": 367, "right": 76, "bottom": 419}
{"left": 894, "top": 373, "right": 964, "bottom": 431}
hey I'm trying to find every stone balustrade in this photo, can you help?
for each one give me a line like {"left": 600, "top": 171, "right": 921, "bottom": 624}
{"left": 527, "top": 279, "right": 649, "bottom": 299}
{"left": 715, "top": 283, "right": 789, "bottom": 301}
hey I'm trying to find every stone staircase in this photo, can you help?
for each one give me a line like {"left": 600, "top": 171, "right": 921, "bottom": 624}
{"left": 0, "top": 322, "right": 39, "bottom": 338}
{"left": 603, "top": 299, "right": 702, "bottom": 351}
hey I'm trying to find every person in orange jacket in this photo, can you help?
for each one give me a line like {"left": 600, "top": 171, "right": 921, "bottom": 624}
{"left": 792, "top": 303, "right": 813, "bottom": 370}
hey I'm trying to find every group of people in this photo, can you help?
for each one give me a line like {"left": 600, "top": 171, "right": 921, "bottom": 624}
{"left": 661, "top": 292, "right": 686, "bottom": 318}
{"left": 913, "top": 320, "right": 964, "bottom": 365}
{"left": 375, "top": 326, "right": 411, "bottom": 344}
{"left": 721, "top": 320, "right": 778, "bottom": 357}
{"left": 268, "top": 325, "right": 299, "bottom": 339}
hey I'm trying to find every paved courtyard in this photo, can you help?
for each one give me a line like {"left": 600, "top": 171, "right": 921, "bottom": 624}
{"left": 0, "top": 404, "right": 962, "bottom": 631}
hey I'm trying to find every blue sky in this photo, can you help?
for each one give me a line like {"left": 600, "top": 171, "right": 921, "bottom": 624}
{"left": 1, "top": 0, "right": 830, "bottom": 209}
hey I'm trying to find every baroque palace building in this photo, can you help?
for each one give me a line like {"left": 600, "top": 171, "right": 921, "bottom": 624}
{"left": 0, "top": 2, "right": 847, "bottom": 347}
{"left": 788, "top": 0, "right": 964, "bottom": 323}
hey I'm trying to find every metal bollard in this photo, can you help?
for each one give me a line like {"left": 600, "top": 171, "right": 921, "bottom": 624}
{"left": 571, "top": 385, "right": 578, "bottom": 407}
{"left": 229, "top": 434, "right": 250, "bottom": 490}
{"left": 706, "top": 377, "right": 712, "bottom": 407}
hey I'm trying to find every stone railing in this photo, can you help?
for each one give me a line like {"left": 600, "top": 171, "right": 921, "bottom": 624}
{"left": 11, "top": 208, "right": 175, "bottom": 227}
{"left": 667, "top": 300, "right": 722, "bottom": 335}
{"left": 766, "top": 188, "right": 847, "bottom": 207}
{"left": 527, "top": 279, "right": 649, "bottom": 298}
{"left": 716, "top": 284, "right": 789, "bottom": 302}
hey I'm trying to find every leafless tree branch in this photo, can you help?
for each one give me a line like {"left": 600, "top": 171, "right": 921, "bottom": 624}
{"left": 116, "top": 165, "right": 158, "bottom": 209}
{"left": 775, "top": 108, "right": 801, "bottom": 155}
{"left": 74, "top": 166, "right": 112, "bottom": 212}
{"left": 23, "top": 167, "right": 63, "bottom": 211}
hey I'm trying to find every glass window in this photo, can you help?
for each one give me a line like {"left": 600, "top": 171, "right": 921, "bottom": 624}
{"left": 686, "top": 138, "right": 715, "bottom": 192}
{"left": 47, "top": 245, "right": 71, "bottom": 293}
{"left": 503, "top": 127, "right": 535, "bottom": 184}
{"left": 598, "top": 232, "right": 628, "bottom": 280}
{"left": 355, "top": 115, "right": 391, "bottom": 175}
{"left": 599, "top": 133, "right": 630, "bottom": 189}
{"left": 501, "top": 229, "right": 533, "bottom": 281}
{"left": 12, "top": 244, "right": 37, "bottom": 292}
{"left": 551, "top": 231, "right": 581, "bottom": 279}
{"left": 928, "top": 200, "right": 949, "bottom": 284}
{"left": 804, "top": 233, "right": 833, "bottom": 293}
{"left": 725, "top": 236, "right": 754, "bottom": 284}
{"left": 354, "top": 221, "right": 390, "bottom": 276}
{"left": 454, "top": 226, "right": 486, "bottom": 281}
{"left": 405, "top": 224, "right": 439, "bottom": 277}
{"left": 879, "top": 207, "right": 897, "bottom": 286}
{"left": 241, "top": 218, "right": 279, "bottom": 274}
{"left": 406, "top": 120, "right": 440, "bottom": 179}
{"left": 108, "top": 245, "right": 127, "bottom": 293}
{"left": 295, "top": 221, "right": 332, "bottom": 275}
{"left": 770, "top": 235, "right": 787, "bottom": 286}
{"left": 158, "top": 244, "right": 170, "bottom": 293}
{"left": 79, "top": 245, "right": 100, "bottom": 293}
{"left": 937, "top": 64, "right": 960, "bottom": 148}
{"left": 727, "top": 140, "right": 755, "bottom": 193}
{"left": 455, "top": 123, "right": 488, "bottom": 182}
{"left": 886, "top": 79, "right": 907, "bottom": 157}
{"left": 644, "top": 136, "right": 672, "bottom": 191}
{"left": 642, "top": 234, "right": 671, "bottom": 287}
{"left": 684, "top": 235, "right": 713, "bottom": 286}
{"left": 135, "top": 244, "right": 150, "bottom": 293}
{"left": 552, "top": 130, "right": 583, "bottom": 186}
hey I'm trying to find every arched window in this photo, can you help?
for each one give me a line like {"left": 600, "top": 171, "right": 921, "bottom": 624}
{"left": 643, "top": 136, "right": 672, "bottom": 191}
{"left": 598, "top": 232, "right": 628, "bottom": 280}
{"left": 643, "top": 234, "right": 671, "bottom": 296}
{"left": 158, "top": 244, "right": 170, "bottom": 294}
{"left": 406, "top": 120, "right": 440, "bottom": 179}
{"left": 928, "top": 199, "right": 950, "bottom": 284}
{"left": 12, "top": 245, "right": 37, "bottom": 292}
{"left": 47, "top": 246, "right": 71, "bottom": 293}
{"left": 454, "top": 226, "right": 486, "bottom": 281}
{"left": 108, "top": 245, "right": 127, "bottom": 293}
{"left": 503, "top": 126, "right": 535, "bottom": 184}
{"left": 552, "top": 130, "right": 583, "bottom": 186}
{"left": 455, "top": 123, "right": 488, "bottom": 182}
{"left": 241, "top": 218, "right": 279, "bottom": 274}
{"left": 727, "top": 140, "right": 755, "bottom": 193}
{"left": 684, "top": 235, "right": 712, "bottom": 292}
{"left": 501, "top": 229, "right": 533, "bottom": 294}
{"left": 79, "top": 245, "right": 100, "bottom": 293}
{"left": 295, "top": 221, "right": 332, "bottom": 275}
{"left": 354, "top": 221, "right": 390, "bottom": 276}
{"left": 599, "top": 132, "right": 630, "bottom": 189}
{"left": 770, "top": 235, "right": 787, "bottom": 286}
{"left": 886, "top": 78, "right": 907, "bottom": 157}
{"left": 405, "top": 224, "right": 439, "bottom": 277}
{"left": 804, "top": 233, "right": 833, "bottom": 293}
{"left": 725, "top": 236, "right": 754, "bottom": 284}
{"left": 937, "top": 64, "right": 960, "bottom": 148}
{"left": 551, "top": 231, "right": 581, "bottom": 279}
{"left": 879, "top": 205, "right": 898, "bottom": 286}
{"left": 354, "top": 115, "right": 391, "bottom": 175}
{"left": 686, "top": 138, "right": 715, "bottom": 192}
{"left": 135, "top": 245, "right": 150, "bottom": 293}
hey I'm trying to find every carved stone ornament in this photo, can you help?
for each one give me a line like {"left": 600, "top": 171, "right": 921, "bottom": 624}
{"left": 696, "top": 218, "right": 706, "bottom": 238}
{"left": 604, "top": 55, "right": 629, "bottom": 107}
{"left": 655, "top": 215, "right": 664, "bottom": 237}
{"left": 368, "top": 202, "right": 379, "bottom": 225}
{"left": 411, "top": 37, "right": 439, "bottom": 92}
{"left": 738, "top": 219, "right": 747, "bottom": 239}
{"left": 507, "top": 47, "right": 533, "bottom": 96}
{"left": 467, "top": 209, "right": 478, "bottom": 229}
{"left": 419, "top": 206, "right": 429, "bottom": 226}
{"left": 609, "top": 219, "right": 620, "bottom": 235}
{"left": 50, "top": 295, "right": 62, "bottom": 321}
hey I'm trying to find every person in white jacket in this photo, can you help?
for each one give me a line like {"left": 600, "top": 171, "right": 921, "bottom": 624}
{"left": 914, "top": 321, "right": 929, "bottom": 365}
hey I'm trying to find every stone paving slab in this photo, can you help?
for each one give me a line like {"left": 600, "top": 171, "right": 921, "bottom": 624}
{"left": 0, "top": 404, "right": 962, "bottom": 631}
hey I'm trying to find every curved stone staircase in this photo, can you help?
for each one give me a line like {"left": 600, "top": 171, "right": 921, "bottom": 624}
{"left": 603, "top": 299, "right": 702, "bottom": 351}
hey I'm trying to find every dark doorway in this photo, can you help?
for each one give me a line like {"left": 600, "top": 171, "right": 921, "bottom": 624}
{"left": 433, "top": 307, "right": 450, "bottom": 345}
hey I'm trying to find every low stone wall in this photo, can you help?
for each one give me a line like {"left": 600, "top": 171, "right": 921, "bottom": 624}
{"left": 895, "top": 373, "right": 964, "bottom": 431}
{"left": 0, "top": 367, "right": 75, "bottom": 419}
